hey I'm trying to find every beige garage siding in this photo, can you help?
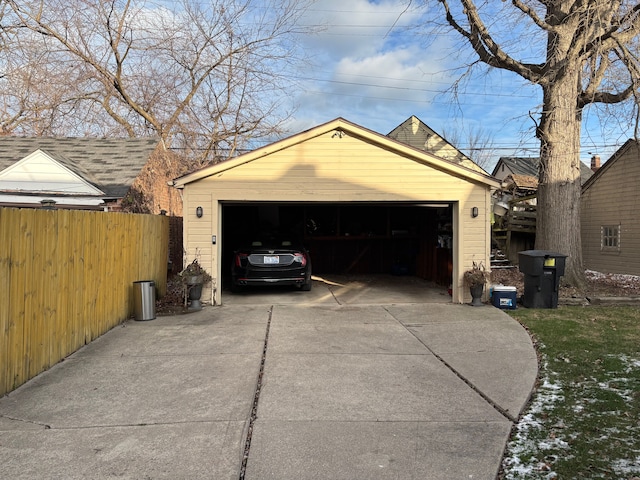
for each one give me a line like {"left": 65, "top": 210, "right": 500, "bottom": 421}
{"left": 182, "top": 188, "right": 213, "bottom": 267}
{"left": 177, "top": 119, "right": 497, "bottom": 305}
{"left": 195, "top": 133, "right": 477, "bottom": 201}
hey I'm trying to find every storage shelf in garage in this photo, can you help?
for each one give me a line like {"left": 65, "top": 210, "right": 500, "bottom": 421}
{"left": 305, "top": 235, "right": 417, "bottom": 241}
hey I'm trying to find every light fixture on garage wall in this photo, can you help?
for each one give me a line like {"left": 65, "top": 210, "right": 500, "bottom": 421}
{"left": 471, "top": 207, "right": 479, "bottom": 218}
{"left": 331, "top": 130, "right": 345, "bottom": 139}
{"left": 196, "top": 206, "right": 203, "bottom": 218}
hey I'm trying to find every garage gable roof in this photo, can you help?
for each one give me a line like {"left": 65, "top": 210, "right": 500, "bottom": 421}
{"left": 173, "top": 117, "right": 500, "bottom": 189}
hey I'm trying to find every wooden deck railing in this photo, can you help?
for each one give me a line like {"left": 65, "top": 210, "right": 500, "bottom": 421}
{"left": 492, "top": 195, "right": 537, "bottom": 258}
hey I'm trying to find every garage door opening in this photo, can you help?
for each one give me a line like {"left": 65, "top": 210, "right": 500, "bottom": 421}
{"left": 221, "top": 203, "right": 453, "bottom": 290}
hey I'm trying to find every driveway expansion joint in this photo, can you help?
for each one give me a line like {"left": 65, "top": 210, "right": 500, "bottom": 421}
{"left": 239, "top": 305, "right": 273, "bottom": 480}
{"left": 430, "top": 349, "right": 518, "bottom": 422}
{"left": 327, "top": 285, "right": 343, "bottom": 305}
{"left": 389, "top": 312, "right": 519, "bottom": 424}
{"left": 0, "top": 413, "right": 51, "bottom": 429}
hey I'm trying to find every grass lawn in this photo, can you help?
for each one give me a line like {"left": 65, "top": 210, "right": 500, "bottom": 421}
{"left": 500, "top": 306, "right": 640, "bottom": 479}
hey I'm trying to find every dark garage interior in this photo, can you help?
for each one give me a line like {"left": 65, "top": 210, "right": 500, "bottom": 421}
{"left": 221, "top": 203, "right": 453, "bottom": 289}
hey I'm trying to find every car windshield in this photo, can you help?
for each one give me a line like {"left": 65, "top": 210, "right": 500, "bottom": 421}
{"left": 246, "top": 236, "right": 301, "bottom": 250}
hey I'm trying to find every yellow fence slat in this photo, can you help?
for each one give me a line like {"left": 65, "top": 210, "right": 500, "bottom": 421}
{"left": 42, "top": 210, "right": 58, "bottom": 370}
{"left": 0, "top": 209, "right": 13, "bottom": 394}
{"left": 15, "top": 210, "right": 27, "bottom": 384}
{"left": 9, "top": 210, "right": 27, "bottom": 390}
{"left": 57, "top": 209, "right": 73, "bottom": 360}
{"left": 27, "top": 210, "right": 45, "bottom": 380}
{"left": 69, "top": 210, "right": 84, "bottom": 352}
{"left": 82, "top": 211, "right": 94, "bottom": 345}
{"left": 0, "top": 208, "right": 170, "bottom": 396}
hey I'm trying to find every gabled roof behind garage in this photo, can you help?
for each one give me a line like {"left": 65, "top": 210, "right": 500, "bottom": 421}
{"left": 387, "top": 115, "right": 487, "bottom": 174}
{"left": 173, "top": 118, "right": 500, "bottom": 189}
{"left": 0, "top": 136, "right": 160, "bottom": 198}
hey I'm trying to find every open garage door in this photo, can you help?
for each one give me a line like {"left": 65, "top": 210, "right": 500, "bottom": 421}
{"left": 221, "top": 203, "right": 453, "bottom": 290}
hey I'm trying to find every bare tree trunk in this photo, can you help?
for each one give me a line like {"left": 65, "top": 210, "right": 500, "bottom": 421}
{"left": 536, "top": 72, "right": 585, "bottom": 288}
{"left": 432, "top": 0, "right": 640, "bottom": 289}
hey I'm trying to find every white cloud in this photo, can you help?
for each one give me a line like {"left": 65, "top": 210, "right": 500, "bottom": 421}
{"left": 284, "top": 0, "right": 632, "bottom": 164}
{"left": 300, "top": 0, "right": 422, "bottom": 61}
{"left": 289, "top": 1, "right": 460, "bottom": 134}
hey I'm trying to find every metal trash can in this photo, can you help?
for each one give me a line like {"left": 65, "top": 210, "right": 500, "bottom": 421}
{"left": 518, "top": 250, "right": 567, "bottom": 308}
{"left": 133, "top": 280, "right": 156, "bottom": 321}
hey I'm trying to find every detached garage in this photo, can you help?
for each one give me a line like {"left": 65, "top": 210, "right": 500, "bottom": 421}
{"left": 173, "top": 118, "right": 499, "bottom": 305}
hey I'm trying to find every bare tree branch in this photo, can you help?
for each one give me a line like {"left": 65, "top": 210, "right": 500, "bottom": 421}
{"left": 1, "top": 0, "right": 311, "bottom": 162}
{"left": 438, "top": 0, "right": 544, "bottom": 82}
{"left": 427, "top": 0, "right": 640, "bottom": 288}
{"left": 511, "top": 0, "right": 552, "bottom": 32}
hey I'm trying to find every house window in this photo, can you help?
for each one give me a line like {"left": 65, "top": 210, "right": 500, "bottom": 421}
{"left": 601, "top": 225, "right": 621, "bottom": 252}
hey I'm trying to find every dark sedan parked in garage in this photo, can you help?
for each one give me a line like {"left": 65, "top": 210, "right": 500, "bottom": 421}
{"left": 231, "top": 237, "right": 312, "bottom": 292}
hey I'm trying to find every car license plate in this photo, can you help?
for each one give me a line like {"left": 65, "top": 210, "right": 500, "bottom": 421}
{"left": 263, "top": 255, "right": 279, "bottom": 264}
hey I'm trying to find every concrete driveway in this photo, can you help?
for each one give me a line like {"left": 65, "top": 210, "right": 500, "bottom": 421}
{"left": 0, "top": 276, "right": 538, "bottom": 479}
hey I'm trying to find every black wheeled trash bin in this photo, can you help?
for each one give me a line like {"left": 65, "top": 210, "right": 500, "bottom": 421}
{"left": 518, "top": 250, "right": 567, "bottom": 308}
{"left": 133, "top": 280, "right": 156, "bottom": 321}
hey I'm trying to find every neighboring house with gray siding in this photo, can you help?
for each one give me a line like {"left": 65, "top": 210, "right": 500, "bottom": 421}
{"left": 581, "top": 140, "right": 640, "bottom": 276}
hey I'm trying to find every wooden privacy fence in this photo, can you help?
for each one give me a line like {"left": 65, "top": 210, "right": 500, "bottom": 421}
{"left": 0, "top": 208, "right": 169, "bottom": 396}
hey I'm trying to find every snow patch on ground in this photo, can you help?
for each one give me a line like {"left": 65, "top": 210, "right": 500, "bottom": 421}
{"left": 613, "top": 354, "right": 640, "bottom": 373}
{"left": 501, "top": 357, "right": 568, "bottom": 479}
{"left": 596, "top": 378, "right": 635, "bottom": 403}
{"left": 611, "top": 456, "right": 640, "bottom": 475}
{"left": 502, "top": 351, "right": 640, "bottom": 478}
{"left": 585, "top": 270, "right": 640, "bottom": 283}
{"left": 584, "top": 270, "right": 640, "bottom": 293}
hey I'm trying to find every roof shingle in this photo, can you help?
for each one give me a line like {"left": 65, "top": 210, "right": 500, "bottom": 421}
{"left": 493, "top": 156, "right": 594, "bottom": 185}
{"left": 0, "top": 137, "right": 160, "bottom": 197}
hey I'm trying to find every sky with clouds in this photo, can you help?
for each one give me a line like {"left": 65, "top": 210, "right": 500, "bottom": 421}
{"left": 277, "top": 0, "right": 635, "bottom": 171}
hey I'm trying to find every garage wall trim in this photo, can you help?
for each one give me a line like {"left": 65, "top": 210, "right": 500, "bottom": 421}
{"left": 174, "top": 117, "right": 500, "bottom": 305}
